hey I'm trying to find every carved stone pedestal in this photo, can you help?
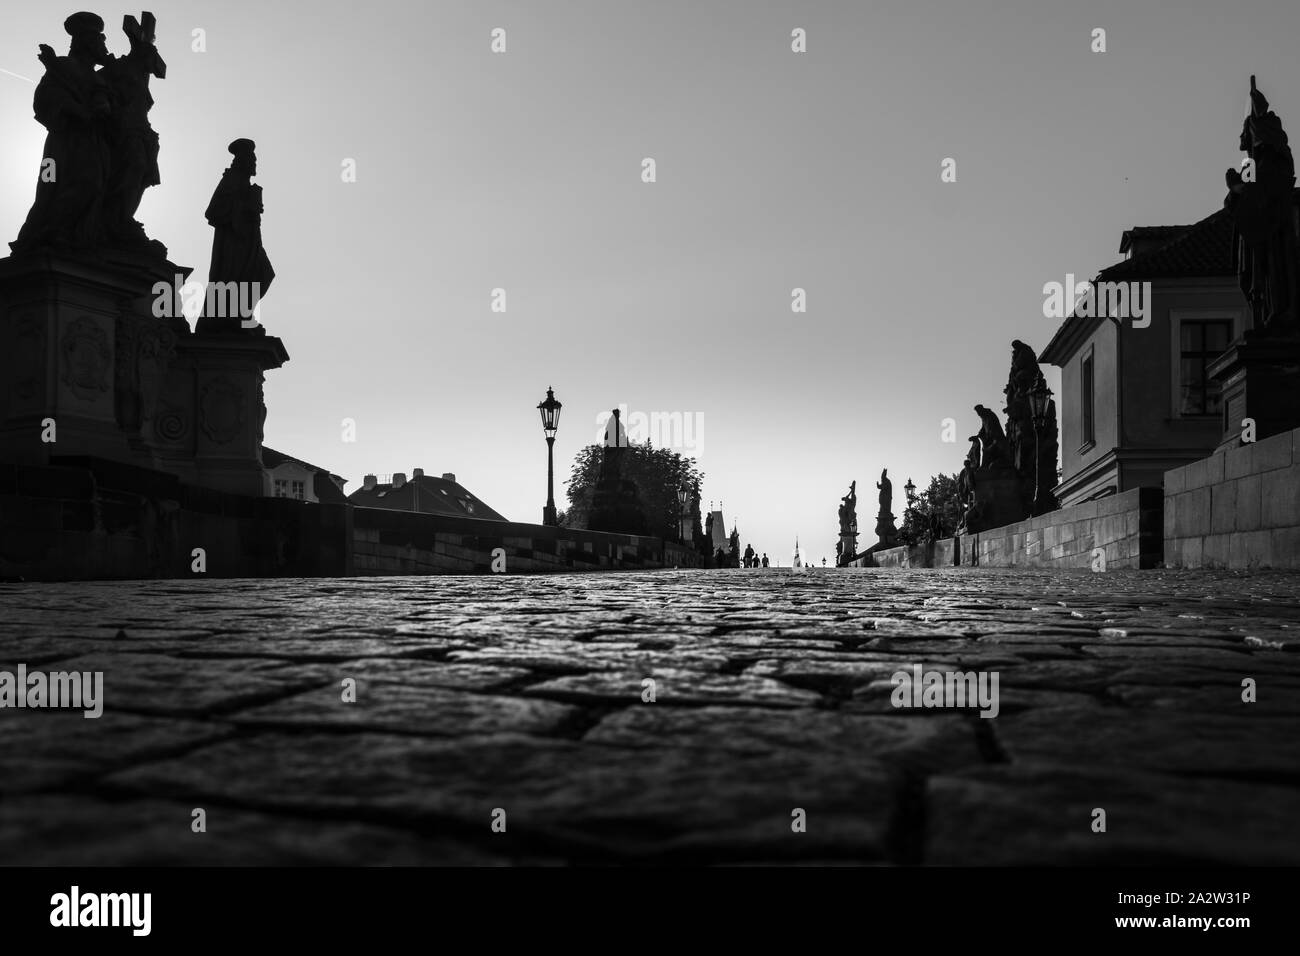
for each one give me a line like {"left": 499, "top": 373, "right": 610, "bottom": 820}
{"left": 838, "top": 531, "right": 858, "bottom": 566}
{"left": 1208, "top": 332, "right": 1300, "bottom": 452}
{"left": 960, "top": 468, "right": 1024, "bottom": 534}
{"left": 0, "top": 252, "right": 189, "bottom": 468}
{"left": 173, "top": 331, "right": 289, "bottom": 496}
{"left": 587, "top": 478, "right": 647, "bottom": 535}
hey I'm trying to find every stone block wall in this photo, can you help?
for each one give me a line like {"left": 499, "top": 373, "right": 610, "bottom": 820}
{"left": 958, "top": 487, "right": 1162, "bottom": 569}
{"left": 351, "top": 507, "right": 702, "bottom": 575}
{"left": 1164, "top": 426, "right": 1300, "bottom": 569}
{"left": 0, "top": 456, "right": 352, "bottom": 580}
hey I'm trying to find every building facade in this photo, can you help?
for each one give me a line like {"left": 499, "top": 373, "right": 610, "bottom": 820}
{"left": 1041, "top": 210, "right": 1246, "bottom": 506}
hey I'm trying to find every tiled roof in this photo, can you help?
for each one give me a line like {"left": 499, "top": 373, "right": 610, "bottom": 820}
{"left": 1097, "top": 208, "right": 1234, "bottom": 281}
{"left": 262, "top": 446, "right": 349, "bottom": 504}
{"left": 1040, "top": 206, "right": 1237, "bottom": 365}
{"left": 348, "top": 474, "right": 508, "bottom": 521}
{"left": 1117, "top": 224, "right": 1194, "bottom": 255}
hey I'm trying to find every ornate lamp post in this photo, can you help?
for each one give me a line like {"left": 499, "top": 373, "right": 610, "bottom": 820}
{"left": 537, "top": 387, "right": 562, "bottom": 526}
{"left": 677, "top": 484, "right": 690, "bottom": 543}
{"left": 903, "top": 477, "right": 917, "bottom": 536}
{"left": 1029, "top": 380, "right": 1052, "bottom": 517}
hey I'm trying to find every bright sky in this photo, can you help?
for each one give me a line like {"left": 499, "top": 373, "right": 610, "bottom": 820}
{"left": 4, "top": 0, "right": 1296, "bottom": 563}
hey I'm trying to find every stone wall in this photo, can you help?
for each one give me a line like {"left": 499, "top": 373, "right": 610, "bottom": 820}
{"left": 0, "top": 456, "right": 352, "bottom": 580}
{"left": 352, "top": 507, "right": 702, "bottom": 575}
{"left": 1007, "top": 487, "right": 1164, "bottom": 568}
{"left": 1164, "top": 426, "right": 1300, "bottom": 569}
{"left": 0, "top": 458, "right": 703, "bottom": 580}
{"left": 962, "top": 487, "right": 1161, "bottom": 569}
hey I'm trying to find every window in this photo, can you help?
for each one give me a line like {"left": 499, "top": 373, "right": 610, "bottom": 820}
{"left": 1179, "top": 320, "right": 1232, "bottom": 415}
{"left": 273, "top": 478, "right": 305, "bottom": 500}
{"left": 1081, "top": 350, "right": 1095, "bottom": 447}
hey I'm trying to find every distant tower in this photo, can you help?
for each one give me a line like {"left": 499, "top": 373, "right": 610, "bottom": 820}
{"left": 709, "top": 503, "right": 728, "bottom": 554}
{"left": 793, "top": 536, "right": 802, "bottom": 568}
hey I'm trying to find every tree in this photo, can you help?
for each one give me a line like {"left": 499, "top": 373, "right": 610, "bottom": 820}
{"left": 898, "top": 473, "right": 962, "bottom": 546}
{"left": 563, "top": 440, "right": 704, "bottom": 542}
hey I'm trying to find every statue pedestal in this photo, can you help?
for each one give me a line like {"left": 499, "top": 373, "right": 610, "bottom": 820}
{"left": 875, "top": 512, "right": 898, "bottom": 549}
{"left": 588, "top": 478, "right": 646, "bottom": 535}
{"left": 1208, "top": 332, "right": 1300, "bottom": 452}
{"left": 177, "top": 331, "right": 289, "bottom": 496}
{"left": 0, "top": 251, "right": 188, "bottom": 468}
{"left": 961, "top": 468, "right": 1024, "bottom": 533}
{"left": 838, "top": 531, "right": 858, "bottom": 566}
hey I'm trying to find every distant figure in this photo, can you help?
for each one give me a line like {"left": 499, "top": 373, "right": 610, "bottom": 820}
{"left": 714, "top": 546, "right": 727, "bottom": 567}
{"left": 743, "top": 544, "right": 755, "bottom": 568}
{"left": 761, "top": 553, "right": 769, "bottom": 568}
{"left": 822, "top": 557, "right": 827, "bottom": 567}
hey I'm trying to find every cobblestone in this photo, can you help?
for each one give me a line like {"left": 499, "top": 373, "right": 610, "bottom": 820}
{"left": 0, "top": 568, "right": 1297, "bottom": 865}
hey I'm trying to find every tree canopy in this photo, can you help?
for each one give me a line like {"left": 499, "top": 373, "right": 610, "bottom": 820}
{"left": 898, "top": 473, "right": 962, "bottom": 546}
{"left": 563, "top": 441, "right": 705, "bottom": 544}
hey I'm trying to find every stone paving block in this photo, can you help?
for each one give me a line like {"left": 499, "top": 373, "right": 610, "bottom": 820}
{"left": 0, "top": 569, "right": 1297, "bottom": 864}
{"left": 0, "top": 797, "right": 550, "bottom": 866}
{"left": 0, "top": 710, "right": 232, "bottom": 794}
{"left": 925, "top": 763, "right": 1300, "bottom": 865}
{"left": 994, "top": 706, "right": 1300, "bottom": 775}
{"left": 104, "top": 731, "right": 901, "bottom": 863}
{"left": 230, "top": 682, "right": 578, "bottom": 738}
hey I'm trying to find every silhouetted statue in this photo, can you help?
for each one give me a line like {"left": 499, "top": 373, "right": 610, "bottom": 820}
{"left": 1225, "top": 76, "right": 1300, "bottom": 336}
{"left": 838, "top": 480, "right": 857, "bottom": 535}
{"left": 102, "top": 12, "right": 166, "bottom": 248}
{"left": 11, "top": 13, "right": 114, "bottom": 253}
{"left": 875, "top": 468, "right": 898, "bottom": 546}
{"left": 974, "top": 404, "right": 1009, "bottom": 468}
{"left": 198, "top": 139, "right": 275, "bottom": 331}
{"left": 956, "top": 436, "right": 979, "bottom": 532}
{"left": 1003, "top": 339, "right": 1059, "bottom": 517}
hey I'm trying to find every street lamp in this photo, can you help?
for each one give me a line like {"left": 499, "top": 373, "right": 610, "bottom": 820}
{"left": 677, "top": 484, "right": 690, "bottom": 543}
{"left": 537, "top": 387, "right": 562, "bottom": 525}
{"left": 1029, "top": 379, "right": 1053, "bottom": 517}
{"left": 904, "top": 477, "right": 917, "bottom": 505}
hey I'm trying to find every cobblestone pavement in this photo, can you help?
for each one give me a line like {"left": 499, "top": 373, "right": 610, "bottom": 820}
{"left": 1, "top": 568, "right": 1298, "bottom": 866}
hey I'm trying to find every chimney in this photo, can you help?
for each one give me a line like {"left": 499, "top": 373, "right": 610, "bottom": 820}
{"left": 363, "top": 474, "right": 377, "bottom": 491}
{"left": 441, "top": 472, "right": 456, "bottom": 483}
{"left": 392, "top": 472, "right": 406, "bottom": 489}
{"left": 412, "top": 468, "right": 424, "bottom": 479}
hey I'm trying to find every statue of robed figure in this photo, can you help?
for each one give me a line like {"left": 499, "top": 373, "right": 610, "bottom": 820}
{"left": 1225, "top": 76, "right": 1300, "bottom": 336}
{"left": 102, "top": 11, "right": 166, "bottom": 247}
{"left": 11, "top": 13, "right": 114, "bottom": 253}
{"left": 198, "top": 138, "right": 275, "bottom": 331}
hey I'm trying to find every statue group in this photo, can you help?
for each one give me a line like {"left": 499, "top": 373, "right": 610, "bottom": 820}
{"left": 0, "top": 11, "right": 287, "bottom": 495}
{"left": 957, "top": 341, "right": 1058, "bottom": 534}
{"left": 12, "top": 12, "right": 166, "bottom": 256}
{"left": 11, "top": 10, "right": 274, "bottom": 324}
{"left": 836, "top": 481, "right": 858, "bottom": 565}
